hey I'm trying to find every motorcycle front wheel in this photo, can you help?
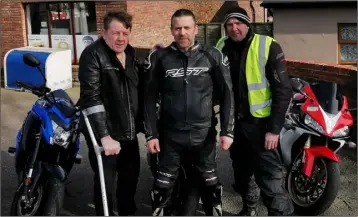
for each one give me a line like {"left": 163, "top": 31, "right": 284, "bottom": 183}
{"left": 287, "top": 152, "right": 340, "bottom": 216}
{"left": 10, "top": 177, "right": 65, "bottom": 216}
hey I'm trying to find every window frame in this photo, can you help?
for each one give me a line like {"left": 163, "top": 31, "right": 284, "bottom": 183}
{"left": 25, "top": 2, "right": 97, "bottom": 65}
{"left": 337, "top": 23, "right": 357, "bottom": 65}
{"left": 197, "top": 23, "right": 225, "bottom": 46}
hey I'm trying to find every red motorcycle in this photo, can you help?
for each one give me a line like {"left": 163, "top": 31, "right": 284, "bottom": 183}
{"left": 280, "top": 78, "right": 356, "bottom": 215}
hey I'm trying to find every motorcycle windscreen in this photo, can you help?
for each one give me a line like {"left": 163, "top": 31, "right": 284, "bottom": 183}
{"left": 309, "top": 80, "right": 343, "bottom": 115}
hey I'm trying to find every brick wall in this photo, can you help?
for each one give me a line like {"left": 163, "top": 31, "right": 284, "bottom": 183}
{"left": 286, "top": 59, "right": 357, "bottom": 107}
{"left": 95, "top": 1, "right": 127, "bottom": 35}
{"left": 127, "top": 1, "right": 181, "bottom": 48}
{"left": 1, "top": 2, "right": 27, "bottom": 69}
{"left": 128, "top": 1, "right": 264, "bottom": 49}
{"left": 238, "top": 1, "right": 265, "bottom": 23}
{"left": 179, "top": 1, "right": 224, "bottom": 23}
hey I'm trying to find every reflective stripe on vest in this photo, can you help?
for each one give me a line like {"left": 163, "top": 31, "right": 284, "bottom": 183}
{"left": 215, "top": 36, "right": 227, "bottom": 51}
{"left": 246, "top": 34, "right": 275, "bottom": 118}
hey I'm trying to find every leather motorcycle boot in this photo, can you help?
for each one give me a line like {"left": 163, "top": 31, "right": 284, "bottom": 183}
{"left": 238, "top": 205, "right": 258, "bottom": 216}
{"left": 202, "top": 184, "right": 224, "bottom": 216}
{"left": 150, "top": 189, "right": 172, "bottom": 216}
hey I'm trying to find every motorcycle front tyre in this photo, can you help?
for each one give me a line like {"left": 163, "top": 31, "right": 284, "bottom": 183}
{"left": 10, "top": 177, "right": 65, "bottom": 216}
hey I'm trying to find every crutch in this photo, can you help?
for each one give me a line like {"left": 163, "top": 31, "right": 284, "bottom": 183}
{"left": 82, "top": 110, "right": 113, "bottom": 216}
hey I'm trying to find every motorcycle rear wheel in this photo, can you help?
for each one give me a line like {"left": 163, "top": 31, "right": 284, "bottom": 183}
{"left": 287, "top": 153, "right": 340, "bottom": 216}
{"left": 10, "top": 177, "right": 65, "bottom": 216}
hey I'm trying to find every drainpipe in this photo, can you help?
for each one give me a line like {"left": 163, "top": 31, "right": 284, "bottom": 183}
{"left": 249, "top": 0, "right": 256, "bottom": 23}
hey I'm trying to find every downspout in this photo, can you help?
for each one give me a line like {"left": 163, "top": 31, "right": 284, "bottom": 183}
{"left": 249, "top": 0, "right": 256, "bottom": 22}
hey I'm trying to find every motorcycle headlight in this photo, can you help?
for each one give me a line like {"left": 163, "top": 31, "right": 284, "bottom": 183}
{"left": 304, "top": 115, "right": 325, "bottom": 134}
{"left": 332, "top": 126, "right": 350, "bottom": 138}
{"left": 51, "top": 120, "right": 71, "bottom": 146}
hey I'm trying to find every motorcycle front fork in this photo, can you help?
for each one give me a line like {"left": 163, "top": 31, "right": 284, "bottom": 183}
{"left": 22, "top": 132, "right": 42, "bottom": 203}
{"left": 301, "top": 135, "right": 330, "bottom": 161}
{"left": 301, "top": 135, "right": 311, "bottom": 165}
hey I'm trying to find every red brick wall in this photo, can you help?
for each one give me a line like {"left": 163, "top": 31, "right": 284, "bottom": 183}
{"left": 95, "top": 1, "right": 127, "bottom": 35}
{"left": 128, "top": 1, "right": 265, "bottom": 49}
{"left": 238, "top": 1, "right": 265, "bottom": 22}
{"left": 287, "top": 60, "right": 357, "bottom": 85}
{"left": 179, "top": 1, "right": 264, "bottom": 23}
{"left": 1, "top": 2, "right": 27, "bottom": 69}
{"left": 179, "top": 1, "right": 224, "bottom": 23}
{"left": 127, "top": 1, "right": 181, "bottom": 48}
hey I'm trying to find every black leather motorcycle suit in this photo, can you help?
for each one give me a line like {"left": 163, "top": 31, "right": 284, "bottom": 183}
{"left": 143, "top": 41, "right": 235, "bottom": 216}
{"left": 143, "top": 41, "right": 235, "bottom": 140}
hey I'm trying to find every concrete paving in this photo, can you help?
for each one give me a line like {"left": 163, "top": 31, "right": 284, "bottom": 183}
{"left": 1, "top": 87, "right": 357, "bottom": 216}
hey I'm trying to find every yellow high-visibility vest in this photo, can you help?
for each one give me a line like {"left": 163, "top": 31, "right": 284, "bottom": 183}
{"left": 216, "top": 34, "right": 275, "bottom": 118}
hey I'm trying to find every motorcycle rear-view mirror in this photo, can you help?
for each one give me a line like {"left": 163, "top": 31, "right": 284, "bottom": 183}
{"left": 23, "top": 53, "right": 41, "bottom": 68}
{"left": 23, "top": 53, "right": 47, "bottom": 84}
{"left": 292, "top": 81, "right": 304, "bottom": 93}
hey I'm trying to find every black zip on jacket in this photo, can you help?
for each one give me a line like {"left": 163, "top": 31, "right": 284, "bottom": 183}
{"left": 143, "top": 42, "right": 235, "bottom": 141}
{"left": 221, "top": 29, "right": 292, "bottom": 134}
{"left": 78, "top": 38, "right": 144, "bottom": 141}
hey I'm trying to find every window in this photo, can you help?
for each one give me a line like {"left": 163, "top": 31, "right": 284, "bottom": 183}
{"left": 338, "top": 23, "right": 357, "bottom": 65}
{"left": 26, "top": 3, "right": 50, "bottom": 47}
{"left": 197, "top": 23, "right": 224, "bottom": 47}
{"left": 26, "top": 2, "right": 98, "bottom": 64}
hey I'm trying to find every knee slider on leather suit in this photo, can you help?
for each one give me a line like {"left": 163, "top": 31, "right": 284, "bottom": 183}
{"left": 201, "top": 169, "right": 219, "bottom": 187}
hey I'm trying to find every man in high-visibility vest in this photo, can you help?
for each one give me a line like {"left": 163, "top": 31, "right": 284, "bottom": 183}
{"left": 216, "top": 7, "right": 294, "bottom": 216}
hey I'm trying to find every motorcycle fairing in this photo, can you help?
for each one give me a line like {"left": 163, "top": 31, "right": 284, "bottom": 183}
{"left": 303, "top": 146, "right": 340, "bottom": 177}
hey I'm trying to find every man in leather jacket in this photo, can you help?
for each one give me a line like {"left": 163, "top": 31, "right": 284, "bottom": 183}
{"left": 78, "top": 11, "right": 143, "bottom": 216}
{"left": 216, "top": 7, "right": 294, "bottom": 216}
{"left": 143, "top": 9, "right": 235, "bottom": 216}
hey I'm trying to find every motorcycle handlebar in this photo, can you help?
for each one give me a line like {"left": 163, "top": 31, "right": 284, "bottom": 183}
{"left": 16, "top": 80, "right": 33, "bottom": 91}
{"left": 16, "top": 80, "right": 50, "bottom": 96}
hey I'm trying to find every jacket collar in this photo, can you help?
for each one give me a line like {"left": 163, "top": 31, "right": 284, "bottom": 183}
{"left": 170, "top": 41, "right": 201, "bottom": 57}
{"left": 99, "top": 37, "right": 139, "bottom": 86}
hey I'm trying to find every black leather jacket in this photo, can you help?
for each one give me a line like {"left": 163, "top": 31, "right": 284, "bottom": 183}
{"left": 143, "top": 42, "right": 235, "bottom": 141}
{"left": 78, "top": 38, "right": 143, "bottom": 141}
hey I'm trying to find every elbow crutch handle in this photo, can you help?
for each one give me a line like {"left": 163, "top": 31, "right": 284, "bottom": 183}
{"left": 81, "top": 110, "right": 110, "bottom": 216}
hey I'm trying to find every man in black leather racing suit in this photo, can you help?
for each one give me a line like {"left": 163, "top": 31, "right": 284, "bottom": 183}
{"left": 143, "top": 9, "right": 235, "bottom": 216}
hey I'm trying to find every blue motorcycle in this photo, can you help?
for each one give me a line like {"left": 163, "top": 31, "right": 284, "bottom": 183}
{"left": 7, "top": 53, "right": 82, "bottom": 216}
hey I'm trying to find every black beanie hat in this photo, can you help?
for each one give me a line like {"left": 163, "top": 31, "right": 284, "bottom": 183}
{"left": 224, "top": 7, "right": 251, "bottom": 26}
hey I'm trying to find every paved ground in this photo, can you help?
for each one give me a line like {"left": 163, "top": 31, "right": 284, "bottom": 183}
{"left": 1, "top": 87, "right": 357, "bottom": 216}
